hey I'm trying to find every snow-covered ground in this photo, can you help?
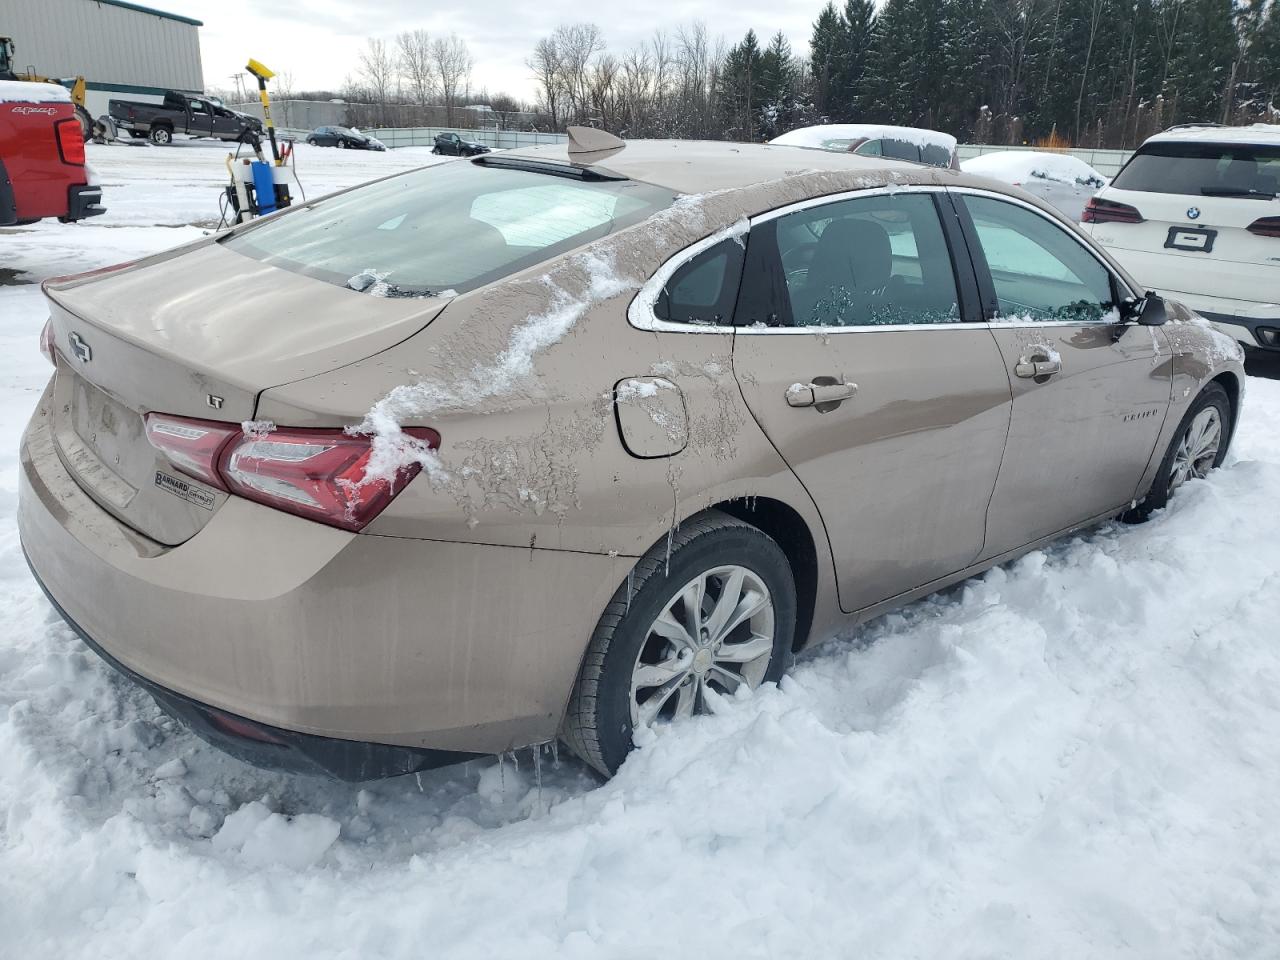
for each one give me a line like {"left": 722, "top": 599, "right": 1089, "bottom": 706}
{"left": 3, "top": 141, "right": 1280, "bottom": 959}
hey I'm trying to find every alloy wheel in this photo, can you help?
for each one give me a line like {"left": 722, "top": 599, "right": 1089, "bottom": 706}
{"left": 1170, "top": 406, "right": 1222, "bottom": 491}
{"left": 629, "top": 565, "right": 775, "bottom": 727}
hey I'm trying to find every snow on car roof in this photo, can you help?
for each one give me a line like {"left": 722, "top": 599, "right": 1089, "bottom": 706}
{"left": 1144, "top": 123, "right": 1280, "bottom": 147}
{"left": 961, "top": 151, "right": 1106, "bottom": 186}
{"left": 0, "top": 80, "right": 73, "bottom": 104}
{"left": 769, "top": 124, "right": 957, "bottom": 154}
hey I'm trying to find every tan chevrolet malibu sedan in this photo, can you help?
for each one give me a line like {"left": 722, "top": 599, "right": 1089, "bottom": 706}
{"left": 19, "top": 134, "right": 1245, "bottom": 780}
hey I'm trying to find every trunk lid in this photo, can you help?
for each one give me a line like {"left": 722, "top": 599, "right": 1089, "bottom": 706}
{"left": 43, "top": 240, "right": 449, "bottom": 545}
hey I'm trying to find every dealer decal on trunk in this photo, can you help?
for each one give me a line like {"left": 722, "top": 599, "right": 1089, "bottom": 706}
{"left": 154, "top": 470, "right": 216, "bottom": 510}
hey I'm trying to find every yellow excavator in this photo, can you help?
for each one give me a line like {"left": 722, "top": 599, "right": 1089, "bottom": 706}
{"left": 0, "top": 35, "right": 93, "bottom": 139}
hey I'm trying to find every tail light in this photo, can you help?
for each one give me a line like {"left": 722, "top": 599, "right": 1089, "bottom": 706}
{"left": 143, "top": 414, "right": 438, "bottom": 532}
{"left": 1247, "top": 217, "right": 1280, "bottom": 238}
{"left": 1082, "top": 197, "right": 1143, "bottom": 224}
{"left": 39, "top": 319, "right": 56, "bottom": 365}
{"left": 144, "top": 415, "right": 238, "bottom": 488}
{"left": 55, "top": 118, "right": 85, "bottom": 165}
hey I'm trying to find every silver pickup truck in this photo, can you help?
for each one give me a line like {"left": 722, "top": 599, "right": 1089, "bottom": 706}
{"left": 109, "top": 91, "right": 262, "bottom": 145}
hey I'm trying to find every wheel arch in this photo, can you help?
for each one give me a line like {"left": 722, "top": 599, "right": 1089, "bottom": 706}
{"left": 1209, "top": 370, "right": 1241, "bottom": 437}
{"left": 705, "top": 498, "right": 819, "bottom": 653}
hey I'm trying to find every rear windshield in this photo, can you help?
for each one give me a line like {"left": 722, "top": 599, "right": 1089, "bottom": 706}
{"left": 223, "top": 161, "right": 673, "bottom": 296}
{"left": 1111, "top": 141, "right": 1280, "bottom": 199}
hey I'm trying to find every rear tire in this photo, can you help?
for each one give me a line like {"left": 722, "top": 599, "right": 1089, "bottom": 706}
{"left": 1124, "top": 382, "right": 1231, "bottom": 522}
{"left": 306, "top": 137, "right": 317, "bottom": 145}
{"left": 149, "top": 125, "right": 172, "bottom": 146}
{"left": 337, "top": 139, "right": 347, "bottom": 149}
{"left": 562, "top": 511, "right": 796, "bottom": 777}
{"left": 74, "top": 104, "right": 93, "bottom": 141}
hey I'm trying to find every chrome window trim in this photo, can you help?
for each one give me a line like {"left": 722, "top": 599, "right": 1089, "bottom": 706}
{"left": 627, "top": 182, "right": 1133, "bottom": 335}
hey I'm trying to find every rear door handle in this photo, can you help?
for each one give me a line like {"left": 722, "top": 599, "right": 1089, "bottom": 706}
{"left": 1014, "top": 358, "right": 1062, "bottom": 379}
{"left": 786, "top": 380, "right": 858, "bottom": 408}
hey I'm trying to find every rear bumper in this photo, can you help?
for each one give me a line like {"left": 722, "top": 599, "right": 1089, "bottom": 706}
{"left": 26, "top": 558, "right": 477, "bottom": 780}
{"left": 18, "top": 383, "right": 624, "bottom": 767}
{"left": 62, "top": 183, "right": 105, "bottom": 222}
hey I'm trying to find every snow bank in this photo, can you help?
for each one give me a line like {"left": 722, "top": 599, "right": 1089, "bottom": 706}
{"left": 0, "top": 80, "right": 72, "bottom": 105}
{"left": 962, "top": 150, "right": 1107, "bottom": 188}
{"left": 771, "top": 123, "right": 957, "bottom": 155}
{"left": 3, "top": 369, "right": 1280, "bottom": 959}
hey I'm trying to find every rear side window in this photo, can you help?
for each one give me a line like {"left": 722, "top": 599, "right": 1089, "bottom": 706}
{"left": 224, "top": 162, "right": 673, "bottom": 296}
{"left": 1111, "top": 141, "right": 1280, "bottom": 200}
{"left": 654, "top": 239, "right": 745, "bottom": 325}
{"left": 755, "top": 192, "right": 960, "bottom": 327}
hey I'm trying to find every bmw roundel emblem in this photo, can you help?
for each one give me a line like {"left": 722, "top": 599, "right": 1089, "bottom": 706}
{"left": 1187, "top": 206, "right": 1201, "bottom": 220}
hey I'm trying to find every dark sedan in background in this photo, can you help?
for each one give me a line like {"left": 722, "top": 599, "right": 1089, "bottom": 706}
{"left": 305, "top": 126, "right": 386, "bottom": 150}
{"left": 432, "top": 131, "right": 490, "bottom": 156}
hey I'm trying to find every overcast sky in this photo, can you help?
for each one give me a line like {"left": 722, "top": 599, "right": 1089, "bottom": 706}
{"left": 155, "top": 0, "right": 821, "bottom": 102}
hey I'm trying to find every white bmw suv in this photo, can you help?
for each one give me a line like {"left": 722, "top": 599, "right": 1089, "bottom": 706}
{"left": 1082, "top": 124, "right": 1280, "bottom": 352}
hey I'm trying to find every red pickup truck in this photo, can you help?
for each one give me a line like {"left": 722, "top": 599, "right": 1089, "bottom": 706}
{"left": 1, "top": 80, "right": 104, "bottom": 225}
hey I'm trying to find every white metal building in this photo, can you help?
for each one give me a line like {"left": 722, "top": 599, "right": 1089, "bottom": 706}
{"left": 3, "top": 0, "right": 203, "bottom": 117}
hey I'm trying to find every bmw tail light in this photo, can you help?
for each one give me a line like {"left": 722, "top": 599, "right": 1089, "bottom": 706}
{"left": 219, "top": 426, "right": 439, "bottom": 531}
{"left": 144, "top": 414, "right": 239, "bottom": 488}
{"left": 1247, "top": 217, "right": 1280, "bottom": 238}
{"left": 1082, "top": 197, "right": 1144, "bottom": 224}
{"left": 143, "top": 415, "right": 438, "bottom": 531}
{"left": 55, "top": 118, "right": 85, "bottom": 165}
{"left": 39, "top": 320, "right": 56, "bottom": 365}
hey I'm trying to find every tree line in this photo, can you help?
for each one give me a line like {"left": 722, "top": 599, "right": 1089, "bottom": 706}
{"left": 227, "top": 0, "right": 1280, "bottom": 147}
{"left": 529, "top": 0, "right": 1280, "bottom": 148}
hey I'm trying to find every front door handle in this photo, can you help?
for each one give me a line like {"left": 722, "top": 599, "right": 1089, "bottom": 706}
{"left": 1014, "top": 357, "right": 1062, "bottom": 379}
{"left": 786, "top": 379, "right": 858, "bottom": 409}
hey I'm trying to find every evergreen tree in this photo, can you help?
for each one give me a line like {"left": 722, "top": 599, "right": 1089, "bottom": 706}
{"left": 832, "top": 0, "right": 877, "bottom": 120}
{"left": 810, "top": 3, "right": 844, "bottom": 118}
{"left": 759, "top": 32, "right": 799, "bottom": 136}
{"left": 1165, "top": 0, "right": 1238, "bottom": 122}
{"left": 1254, "top": 0, "right": 1280, "bottom": 111}
{"left": 717, "top": 30, "right": 767, "bottom": 140}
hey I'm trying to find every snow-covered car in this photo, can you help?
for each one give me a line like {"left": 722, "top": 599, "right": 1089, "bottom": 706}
{"left": 20, "top": 133, "right": 1244, "bottom": 783}
{"left": 962, "top": 151, "right": 1107, "bottom": 221}
{"left": 1082, "top": 124, "right": 1280, "bottom": 352}
{"left": 770, "top": 123, "right": 958, "bottom": 169}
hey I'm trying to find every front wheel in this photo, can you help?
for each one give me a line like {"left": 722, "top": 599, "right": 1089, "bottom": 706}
{"left": 562, "top": 511, "right": 796, "bottom": 777}
{"left": 1125, "top": 382, "right": 1231, "bottom": 522}
{"left": 337, "top": 139, "right": 347, "bottom": 149}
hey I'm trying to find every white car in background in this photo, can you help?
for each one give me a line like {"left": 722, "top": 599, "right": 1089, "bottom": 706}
{"left": 1081, "top": 123, "right": 1280, "bottom": 352}
{"left": 961, "top": 151, "right": 1107, "bottom": 221}
{"left": 771, "top": 124, "right": 958, "bottom": 169}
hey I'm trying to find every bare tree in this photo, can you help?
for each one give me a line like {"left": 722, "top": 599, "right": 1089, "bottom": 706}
{"left": 359, "top": 37, "right": 396, "bottom": 124}
{"left": 554, "top": 23, "right": 607, "bottom": 123}
{"left": 529, "top": 35, "right": 565, "bottom": 128}
{"left": 431, "top": 34, "right": 474, "bottom": 124}
{"left": 397, "top": 29, "right": 435, "bottom": 116}
{"left": 271, "top": 69, "right": 296, "bottom": 127}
